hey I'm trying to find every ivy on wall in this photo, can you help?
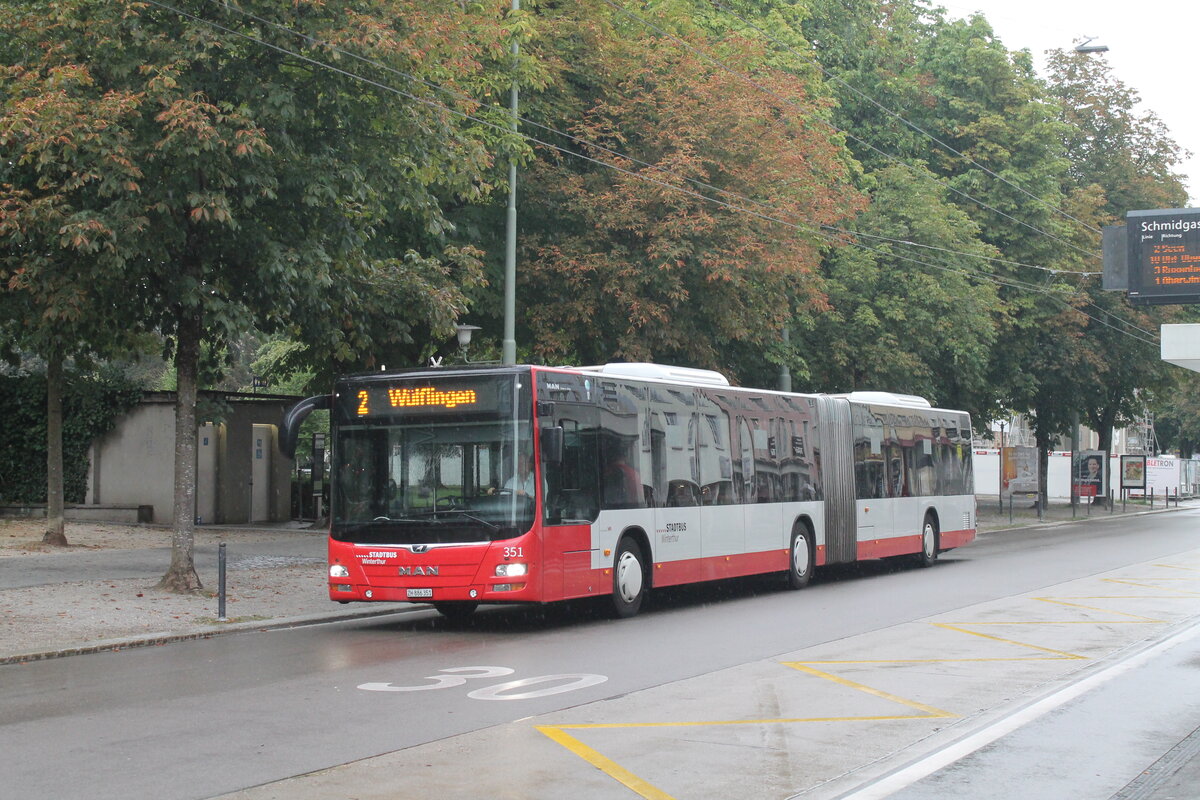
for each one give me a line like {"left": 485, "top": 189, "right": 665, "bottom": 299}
{"left": 0, "top": 372, "right": 142, "bottom": 504}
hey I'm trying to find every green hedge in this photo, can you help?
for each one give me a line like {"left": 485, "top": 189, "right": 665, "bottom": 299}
{"left": 0, "top": 372, "right": 142, "bottom": 504}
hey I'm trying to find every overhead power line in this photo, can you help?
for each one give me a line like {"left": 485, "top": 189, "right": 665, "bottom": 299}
{"left": 599, "top": 0, "right": 1102, "bottom": 265}
{"left": 177, "top": 0, "right": 1089, "bottom": 278}
{"left": 142, "top": 0, "right": 1156, "bottom": 348}
{"left": 710, "top": 0, "right": 1104, "bottom": 236}
{"left": 185, "top": 0, "right": 1098, "bottom": 279}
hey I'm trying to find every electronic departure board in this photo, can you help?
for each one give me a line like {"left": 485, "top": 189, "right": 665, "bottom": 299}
{"left": 1127, "top": 208, "right": 1200, "bottom": 305}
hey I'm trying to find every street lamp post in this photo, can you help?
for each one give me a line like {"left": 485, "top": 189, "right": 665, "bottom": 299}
{"left": 998, "top": 420, "right": 1006, "bottom": 512}
{"left": 502, "top": 0, "right": 519, "bottom": 366}
{"left": 778, "top": 327, "right": 792, "bottom": 393}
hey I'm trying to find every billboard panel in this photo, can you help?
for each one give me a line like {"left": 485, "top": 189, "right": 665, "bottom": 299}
{"left": 1073, "top": 450, "right": 1107, "bottom": 498}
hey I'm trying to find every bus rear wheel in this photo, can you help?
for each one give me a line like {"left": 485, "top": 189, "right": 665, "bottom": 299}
{"left": 915, "top": 515, "right": 939, "bottom": 568}
{"left": 787, "top": 526, "right": 813, "bottom": 589}
{"left": 612, "top": 538, "right": 646, "bottom": 618}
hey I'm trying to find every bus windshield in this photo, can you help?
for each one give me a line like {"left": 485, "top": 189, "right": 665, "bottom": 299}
{"left": 331, "top": 372, "right": 534, "bottom": 545}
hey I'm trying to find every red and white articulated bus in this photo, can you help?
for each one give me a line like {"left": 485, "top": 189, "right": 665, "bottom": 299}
{"left": 281, "top": 362, "right": 975, "bottom": 620}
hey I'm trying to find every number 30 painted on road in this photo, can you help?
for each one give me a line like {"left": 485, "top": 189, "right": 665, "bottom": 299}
{"left": 358, "top": 666, "right": 607, "bottom": 700}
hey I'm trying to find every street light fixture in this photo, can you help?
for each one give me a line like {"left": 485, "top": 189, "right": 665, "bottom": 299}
{"left": 1074, "top": 36, "right": 1109, "bottom": 54}
{"left": 456, "top": 324, "right": 481, "bottom": 349}
{"left": 454, "top": 324, "right": 497, "bottom": 365}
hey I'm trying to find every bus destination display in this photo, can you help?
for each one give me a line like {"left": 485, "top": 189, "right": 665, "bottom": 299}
{"left": 340, "top": 379, "right": 499, "bottom": 419}
{"left": 1127, "top": 208, "right": 1200, "bottom": 305}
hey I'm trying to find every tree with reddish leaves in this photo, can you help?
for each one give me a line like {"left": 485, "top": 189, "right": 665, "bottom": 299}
{"left": 518, "top": 3, "right": 863, "bottom": 379}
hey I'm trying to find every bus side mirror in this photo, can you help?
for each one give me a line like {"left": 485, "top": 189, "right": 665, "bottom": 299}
{"left": 541, "top": 426, "right": 564, "bottom": 464}
{"left": 281, "top": 394, "right": 332, "bottom": 459}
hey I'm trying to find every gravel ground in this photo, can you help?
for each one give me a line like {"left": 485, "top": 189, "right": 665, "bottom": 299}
{"left": 0, "top": 518, "right": 368, "bottom": 662}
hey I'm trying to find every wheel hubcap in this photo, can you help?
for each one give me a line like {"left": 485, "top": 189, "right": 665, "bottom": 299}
{"left": 793, "top": 537, "right": 809, "bottom": 577}
{"left": 617, "top": 551, "right": 642, "bottom": 603}
{"left": 924, "top": 524, "right": 936, "bottom": 557}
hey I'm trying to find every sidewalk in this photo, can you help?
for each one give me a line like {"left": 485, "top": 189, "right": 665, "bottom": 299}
{"left": 0, "top": 518, "right": 406, "bottom": 665}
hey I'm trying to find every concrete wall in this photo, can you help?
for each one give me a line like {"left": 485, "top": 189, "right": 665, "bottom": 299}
{"left": 85, "top": 392, "right": 298, "bottom": 525}
{"left": 86, "top": 398, "right": 177, "bottom": 524}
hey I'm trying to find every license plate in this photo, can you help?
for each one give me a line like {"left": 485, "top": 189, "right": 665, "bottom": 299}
{"left": 406, "top": 588, "right": 433, "bottom": 599}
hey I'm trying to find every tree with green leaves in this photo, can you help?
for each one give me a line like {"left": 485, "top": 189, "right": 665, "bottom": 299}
{"left": 0, "top": 39, "right": 149, "bottom": 545}
{"left": 1044, "top": 48, "right": 1191, "bottom": 462}
{"left": 805, "top": 164, "right": 1002, "bottom": 413}
{"left": 2, "top": 0, "right": 523, "bottom": 589}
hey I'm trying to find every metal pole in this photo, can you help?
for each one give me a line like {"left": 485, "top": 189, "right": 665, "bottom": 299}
{"left": 778, "top": 327, "right": 792, "bottom": 392}
{"left": 998, "top": 422, "right": 1005, "bottom": 512}
{"left": 501, "top": 0, "right": 520, "bottom": 366}
{"left": 218, "top": 542, "right": 228, "bottom": 622}
{"left": 1070, "top": 412, "right": 1079, "bottom": 512}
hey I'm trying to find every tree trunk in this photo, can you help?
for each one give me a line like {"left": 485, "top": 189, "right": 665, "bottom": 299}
{"left": 158, "top": 305, "right": 203, "bottom": 593}
{"left": 42, "top": 349, "right": 68, "bottom": 547}
{"left": 1035, "top": 428, "right": 1052, "bottom": 512}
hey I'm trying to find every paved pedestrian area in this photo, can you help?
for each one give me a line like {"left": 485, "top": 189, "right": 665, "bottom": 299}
{"left": 214, "top": 545, "right": 1200, "bottom": 800}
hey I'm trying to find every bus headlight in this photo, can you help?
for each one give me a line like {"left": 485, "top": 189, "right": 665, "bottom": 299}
{"left": 495, "top": 563, "right": 528, "bottom": 577}
{"left": 330, "top": 564, "right": 350, "bottom": 578}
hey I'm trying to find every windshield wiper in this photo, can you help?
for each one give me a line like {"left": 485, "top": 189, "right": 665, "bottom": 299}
{"left": 408, "top": 508, "right": 500, "bottom": 532}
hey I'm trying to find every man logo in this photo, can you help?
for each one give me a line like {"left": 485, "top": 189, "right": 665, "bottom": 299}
{"left": 398, "top": 566, "right": 439, "bottom": 576}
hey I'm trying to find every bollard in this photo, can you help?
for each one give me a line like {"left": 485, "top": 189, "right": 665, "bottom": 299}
{"left": 1008, "top": 493, "right": 1013, "bottom": 526}
{"left": 1151, "top": 488, "right": 1155, "bottom": 509}
{"left": 218, "top": 541, "right": 228, "bottom": 622}
{"left": 1109, "top": 489, "right": 1114, "bottom": 513}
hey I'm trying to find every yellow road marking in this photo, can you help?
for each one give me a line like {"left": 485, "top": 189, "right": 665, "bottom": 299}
{"left": 538, "top": 559, "right": 1200, "bottom": 799}
{"left": 553, "top": 713, "right": 946, "bottom": 730}
{"left": 1032, "top": 598, "right": 1162, "bottom": 621}
{"left": 930, "top": 623, "right": 1087, "bottom": 658}
{"left": 1103, "top": 578, "right": 1200, "bottom": 596}
{"left": 537, "top": 725, "right": 676, "bottom": 800}
{"left": 782, "top": 663, "right": 956, "bottom": 719}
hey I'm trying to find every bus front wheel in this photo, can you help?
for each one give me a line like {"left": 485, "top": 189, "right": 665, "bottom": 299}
{"left": 612, "top": 538, "right": 646, "bottom": 618}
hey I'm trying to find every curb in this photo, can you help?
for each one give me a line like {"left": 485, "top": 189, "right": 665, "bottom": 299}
{"left": 0, "top": 604, "right": 426, "bottom": 666}
{"left": 978, "top": 501, "right": 1190, "bottom": 536}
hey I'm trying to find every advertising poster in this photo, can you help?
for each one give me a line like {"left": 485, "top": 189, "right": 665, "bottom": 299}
{"left": 1001, "top": 446, "right": 1038, "bottom": 497}
{"left": 1073, "top": 450, "right": 1107, "bottom": 498}
{"left": 1120, "top": 455, "right": 1147, "bottom": 490}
